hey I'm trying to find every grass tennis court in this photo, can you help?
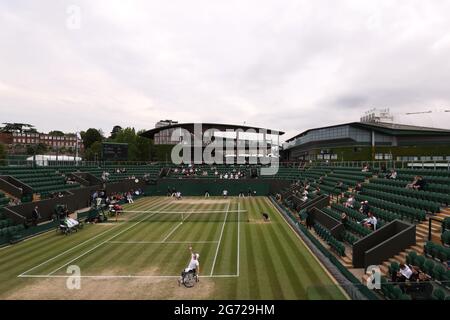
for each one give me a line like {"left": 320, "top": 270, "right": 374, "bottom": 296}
{"left": 0, "top": 196, "right": 347, "bottom": 300}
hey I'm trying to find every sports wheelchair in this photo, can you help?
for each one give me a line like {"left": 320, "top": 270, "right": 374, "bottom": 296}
{"left": 57, "top": 218, "right": 84, "bottom": 235}
{"left": 181, "top": 269, "right": 199, "bottom": 288}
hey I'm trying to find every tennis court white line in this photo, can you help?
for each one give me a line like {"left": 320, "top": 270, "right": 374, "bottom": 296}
{"left": 161, "top": 211, "right": 194, "bottom": 242}
{"left": 18, "top": 274, "right": 239, "bottom": 279}
{"left": 210, "top": 202, "right": 230, "bottom": 276}
{"left": 123, "top": 210, "right": 247, "bottom": 214}
{"left": 17, "top": 198, "right": 168, "bottom": 277}
{"left": 46, "top": 201, "right": 176, "bottom": 276}
{"left": 237, "top": 202, "right": 240, "bottom": 277}
{"left": 108, "top": 241, "right": 219, "bottom": 244}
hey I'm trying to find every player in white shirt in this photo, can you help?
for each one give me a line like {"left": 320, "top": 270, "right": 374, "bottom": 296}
{"left": 178, "top": 246, "right": 200, "bottom": 286}
{"left": 65, "top": 217, "right": 79, "bottom": 228}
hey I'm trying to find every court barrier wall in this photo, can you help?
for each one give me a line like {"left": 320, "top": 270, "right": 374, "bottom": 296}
{"left": 352, "top": 220, "right": 416, "bottom": 269}
{"left": 1, "top": 179, "right": 146, "bottom": 225}
{"left": 0, "top": 206, "right": 100, "bottom": 247}
{"left": 145, "top": 179, "right": 289, "bottom": 196}
{"left": 0, "top": 175, "right": 33, "bottom": 197}
{"left": 0, "top": 177, "right": 23, "bottom": 199}
{"left": 311, "top": 208, "right": 345, "bottom": 239}
{"left": 269, "top": 196, "right": 380, "bottom": 300}
{"left": 68, "top": 172, "right": 91, "bottom": 186}
{"left": 75, "top": 172, "right": 103, "bottom": 185}
{"left": 300, "top": 194, "right": 330, "bottom": 212}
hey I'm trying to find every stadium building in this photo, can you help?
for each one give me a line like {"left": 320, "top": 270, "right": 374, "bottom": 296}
{"left": 283, "top": 121, "right": 450, "bottom": 162}
{"left": 142, "top": 122, "right": 284, "bottom": 164}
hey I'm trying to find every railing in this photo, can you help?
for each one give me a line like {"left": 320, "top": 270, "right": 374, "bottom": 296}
{"left": 0, "top": 159, "right": 171, "bottom": 167}
{"left": 2, "top": 158, "right": 450, "bottom": 171}
{"left": 309, "top": 160, "right": 450, "bottom": 170}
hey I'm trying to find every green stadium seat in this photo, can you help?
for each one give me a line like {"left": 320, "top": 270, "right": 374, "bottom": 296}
{"left": 388, "top": 262, "right": 400, "bottom": 278}
{"left": 406, "top": 251, "right": 417, "bottom": 265}
{"left": 415, "top": 255, "right": 426, "bottom": 269}
{"left": 432, "top": 288, "right": 446, "bottom": 300}
{"left": 432, "top": 264, "right": 446, "bottom": 281}
{"left": 399, "top": 293, "right": 412, "bottom": 300}
{"left": 442, "top": 231, "right": 450, "bottom": 246}
{"left": 389, "top": 286, "right": 403, "bottom": 300}
{"left": 423, "top": 259, "right": 435, "bottom": 276}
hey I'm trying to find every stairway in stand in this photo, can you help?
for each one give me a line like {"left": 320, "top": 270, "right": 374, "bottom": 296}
{"left": 362, "top": 208, "right": 449, "bottom": 283}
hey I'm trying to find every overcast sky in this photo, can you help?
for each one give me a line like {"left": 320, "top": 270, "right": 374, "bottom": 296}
{"left": 1, "top": 0, "right": 450, "bottom": 141}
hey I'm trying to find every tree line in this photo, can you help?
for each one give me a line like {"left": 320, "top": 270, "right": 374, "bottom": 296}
{"left": 81, "top": 126, "right": 164, "bottom": 161}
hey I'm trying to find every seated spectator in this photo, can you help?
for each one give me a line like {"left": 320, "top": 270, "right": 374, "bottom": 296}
{"left": 413, "top": 176, "right": 426, "bottom": 191}
{"left": 362, "top": 164, "right": 370, "bottom": 172}
{"left": 406, "top": 176, "right": 420, "bottom": 189}
{"left": 341, "top": 212, "right": 348, "bottom": 224}
{"left": 354, "top": 183, "right": 362, "bottom": 193}
{"left": 361, "top": 212, "right": 377, "bottom": 230}
{"left": 387, "top": 169, "right": 397, "bottom": 179}
{"left": 344, "top": 195, "right": 355, "bottom": 208}
{"left": 393, "top": 264, "right": 419, "bottom": 284}
{"left": 359, "top": 200, "right": 370, "bottom": 215}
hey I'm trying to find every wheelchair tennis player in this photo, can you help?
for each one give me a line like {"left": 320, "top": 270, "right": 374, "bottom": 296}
{"left": 178, "top": 245, "right": 200, "bottom": 287}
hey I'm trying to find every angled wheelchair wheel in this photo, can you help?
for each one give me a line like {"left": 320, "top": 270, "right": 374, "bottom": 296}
{"left": 183, "top": 273, "right": 196, "bottom": 288}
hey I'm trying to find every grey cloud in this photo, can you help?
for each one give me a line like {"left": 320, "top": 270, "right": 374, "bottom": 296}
{"left": 1, "top": 0, "right": 450, "bottom": 139}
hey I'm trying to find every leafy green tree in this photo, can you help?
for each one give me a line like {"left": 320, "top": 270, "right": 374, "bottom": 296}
{"left": 48, "top": 130, "right": 65, "bottom": 136}
{"left": 84, "top": 141, "right": 103, "bottom": 161}
{"left": 106, "top": 127, "right": 154, "bottom": 161}
{"left": 110, "top": 125, "right": 123, "bottom": 139}
{"left": 81, "top": 128, "right": 103, "bottom": 150}
{"left": 112, "top": 127, "right": 138, "bottom": 161}
{"left": 26, "top": 145, "right": 35, "bottom": 155}
{"left": 36, "top": 143, "right": 48, "bottom": 154}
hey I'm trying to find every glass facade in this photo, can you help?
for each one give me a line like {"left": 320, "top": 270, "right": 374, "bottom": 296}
{"left": 154, "top": 120, "right": 180, "bottom": 145}
{"left": 285, "top": 124, "right": 394, "bottom": 149}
